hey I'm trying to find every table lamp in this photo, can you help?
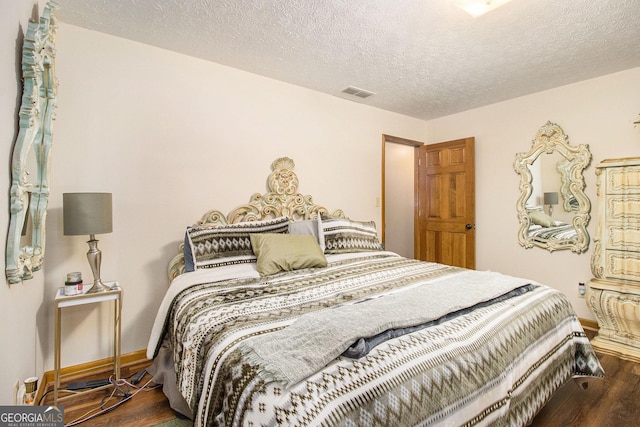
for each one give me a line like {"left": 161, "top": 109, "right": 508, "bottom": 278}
{"left": 63, "top": 193, "right": 113, "bottom": 293}
{"left": 543, "top": 192, "right": 558, "bottom": 216}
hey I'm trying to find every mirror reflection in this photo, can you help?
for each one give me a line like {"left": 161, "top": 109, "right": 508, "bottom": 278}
{"left": 514, "top": 121, "right": 591, "bottom": 253}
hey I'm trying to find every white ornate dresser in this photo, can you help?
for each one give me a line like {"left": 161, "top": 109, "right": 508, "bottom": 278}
{"left": 587, "top": 157, "right": 640, "bottom": 362}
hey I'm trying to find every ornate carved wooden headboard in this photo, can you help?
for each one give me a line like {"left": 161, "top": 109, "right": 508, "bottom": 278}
{"left": 168, "top": 157, "right": 345, "bottom": 280}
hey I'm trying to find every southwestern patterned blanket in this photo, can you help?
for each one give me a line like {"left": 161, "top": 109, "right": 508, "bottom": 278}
{"left": 147, "top": 252, "right": 604, "bottom": 426}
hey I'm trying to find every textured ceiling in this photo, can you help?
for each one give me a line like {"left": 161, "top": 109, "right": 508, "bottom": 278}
{"left": 53, "top": 0, "right": 640, "bottom": 120}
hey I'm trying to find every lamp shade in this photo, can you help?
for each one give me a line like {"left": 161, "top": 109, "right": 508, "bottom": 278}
{"left": 63, "top": 193, "right": 113, "bottom": 236}
{"left": 543, "top": 192, "right": 558, "bottom": 205}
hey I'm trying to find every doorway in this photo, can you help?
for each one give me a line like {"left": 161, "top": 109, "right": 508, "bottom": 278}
{"left": 381, "top": 134, "right": 422, "bottom": 258}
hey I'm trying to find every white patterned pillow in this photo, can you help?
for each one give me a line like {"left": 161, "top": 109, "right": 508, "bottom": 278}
{"left": 321, "top": 217, "right": 383, "bottom": 254}
{"left": 185, "top": 216, "right": 290, "bottom": 270}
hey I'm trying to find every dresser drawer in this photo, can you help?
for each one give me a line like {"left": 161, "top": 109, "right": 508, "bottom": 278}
{"left": 602, "top": 249, "right": 640, "bottom": 282}
{"left": 604, "top": 196, "right": 640, "bottom": 222}
{"left": 605, "top": 165, "right": 640, "bottom": 194}
{"left": 604, "top": 223, "right": 640, "bottom": 251}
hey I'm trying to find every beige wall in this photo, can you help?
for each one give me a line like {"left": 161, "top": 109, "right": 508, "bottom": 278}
{"left": 425, "top": 66, "right": 640, "bottom": 320}
{"left": 2, "top": 2, "right": 640, "bottom": 406}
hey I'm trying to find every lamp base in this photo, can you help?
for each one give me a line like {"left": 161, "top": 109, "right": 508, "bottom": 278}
{"left": 86, "top": 236, "right": 108, "bottom": 293}
{"left": 86, "top": 279, "right": 110, "bottom": 294}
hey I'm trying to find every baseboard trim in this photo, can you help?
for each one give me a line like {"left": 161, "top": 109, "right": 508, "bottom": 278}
{"left": 37, "top": 349, "right": 149, "bottom": 405}
{"left": 580, "top": 317, "right": 599, "bottom": 332}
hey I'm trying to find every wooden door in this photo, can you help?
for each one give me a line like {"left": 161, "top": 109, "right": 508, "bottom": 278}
{"left": 415, "top": 137, "right": 475, "bottom": 269}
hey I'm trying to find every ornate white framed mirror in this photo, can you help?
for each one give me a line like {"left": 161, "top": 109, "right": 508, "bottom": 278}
{"left": 5, "top": 2, "right": 59, "bottom": 284}
{"left": 514, "top": 121, "right": 591, "bottom": 253}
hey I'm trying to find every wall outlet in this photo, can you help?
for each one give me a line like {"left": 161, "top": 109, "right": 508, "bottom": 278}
{"left": 578, "top": 282, "right": 586, "bottom": 298}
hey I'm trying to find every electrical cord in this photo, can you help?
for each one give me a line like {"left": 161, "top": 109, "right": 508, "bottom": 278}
{"left": 38, "top": 368, "right": 147, "bottom": 406}
{"left": 63, "top": 375, "right": 160, "bottom": 427}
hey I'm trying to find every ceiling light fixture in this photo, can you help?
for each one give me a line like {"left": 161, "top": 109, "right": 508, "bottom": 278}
{"left": 453, "top": 0, "right": 515, "bottom": 17}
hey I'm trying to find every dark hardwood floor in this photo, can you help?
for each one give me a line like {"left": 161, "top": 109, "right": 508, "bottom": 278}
{"left": 39, "top": 360, "right": 182, "bottom": 427}
{"left": 530, "top": 352, "right": 640, "bottom": 427}
{"left": 40, "top": 342, "right": 640, "bottom": 427}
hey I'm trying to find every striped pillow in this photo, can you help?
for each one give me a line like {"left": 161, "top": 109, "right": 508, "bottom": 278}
{"left": 321, "top": 217, "right": 383, "bottom": 254}
{"left": 185, "top": 216, "right": 290, "bottom": 270}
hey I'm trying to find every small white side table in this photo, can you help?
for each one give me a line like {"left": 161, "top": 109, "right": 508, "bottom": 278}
{"left": 53, "top": 281, "right": 123, "bottom": 405}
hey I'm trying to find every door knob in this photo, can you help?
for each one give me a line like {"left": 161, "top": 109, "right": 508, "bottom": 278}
{"left": 465, "top": 224, "right": 473, "bottom": 230}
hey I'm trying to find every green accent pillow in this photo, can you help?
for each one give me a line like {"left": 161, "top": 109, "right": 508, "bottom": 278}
{"left": 529, "top": 210, "right": 554, "bottom": 227}
{"left": 250, "top": 233, "right": 328, "bottom": 276}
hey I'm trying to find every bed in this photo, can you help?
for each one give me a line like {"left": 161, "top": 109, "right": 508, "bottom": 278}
{"left": 526, "top": 208, "right": 579, "bottom": 246}
{"left": 527, "top": 223, "right": 578, "bottom": 243}
{"left": 147, "top": 157, "right": 604, "bottom": 426}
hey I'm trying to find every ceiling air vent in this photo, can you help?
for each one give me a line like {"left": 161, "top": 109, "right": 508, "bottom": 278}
{"left": 342, "top": 86, "right": 375, "bottom": 99}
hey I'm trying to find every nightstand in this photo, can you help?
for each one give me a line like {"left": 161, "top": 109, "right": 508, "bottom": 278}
{"left": 53, "top": 281, "right": 123, "bottom": 405}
